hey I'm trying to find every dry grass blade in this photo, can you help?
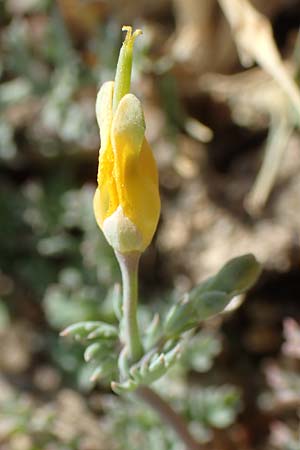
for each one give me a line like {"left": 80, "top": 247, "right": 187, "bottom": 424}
{"left": 171, "top": 0, "right": 214, "bottom": 63}
{"left": 218, "top": 0, "right": 300, "bottom": 118}
{"left": 184, "top": 117, "right": 213, "bottom": 143}
{"left": 244, "top": 115, "right": 293, "bottom": 215}
{"left": 201, "top": 67, "right": 295, "bottom": 213}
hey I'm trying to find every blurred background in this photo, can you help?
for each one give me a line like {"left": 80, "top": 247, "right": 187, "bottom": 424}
{"left": 1, "top": 0, "right": 300, "bottom": 449}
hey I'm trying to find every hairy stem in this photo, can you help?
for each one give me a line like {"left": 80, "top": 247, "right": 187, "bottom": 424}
{"left": 115, "top": 251, "right": 143, "bottom": 362}
{"left": 137, "top": 386, "right": 202, "bottom": 450}
{"left": 116, "top": 252, "right": 202, "bottom": 449}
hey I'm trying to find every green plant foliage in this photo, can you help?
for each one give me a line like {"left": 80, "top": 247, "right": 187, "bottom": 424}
{"left": 187, "top": 386, "right": 241, "bottom": 428}
{"left": 103, "top": 395, "right": 186, "bottom": 450}
{"left": 181, "top": 330, "right": 222, "bottom": 372}
{"left": 102, "top": 382, "right": 241, "bottom": 449}
{"left": 164, "top": 254, "right": 261, "bottom": 337}
{"left": 61, "top": 255, "right": 260, "bottom": 394}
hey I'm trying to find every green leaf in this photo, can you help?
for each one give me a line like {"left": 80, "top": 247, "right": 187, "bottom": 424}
{"left": 90, "top": 356, "right": 117, "bottom": 382}
{"left": 164, "top": 254, "right": 261, "bottom": 336}
{"left": 60, "top": 320, "right": 118, "bottom": 341}
{"left": 144, "top": 313, "right": 161, "bottom": 350}
{"left": 111, "top": 379, "right": 138, "bottom": 395}
{"left": 84, "top": 341, "right": 113, "bottom": 362}
{"left": 117, "top": 342, "right": 182, "bottom": 392}
{"left": 197, "top": 254, "right": 262, "bottom": 297}
{"left": 165, "top": 291, "right": 229, "bottom": 335}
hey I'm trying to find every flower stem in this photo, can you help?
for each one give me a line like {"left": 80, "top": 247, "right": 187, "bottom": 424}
{"left": 137, "top": 386, "right": 202, "bottom": 450}
{"left": 115, "top": 251, "right": 143, "bottom": 362}
{"left": 115, "top": 253, "right": 202, "bottom": 449}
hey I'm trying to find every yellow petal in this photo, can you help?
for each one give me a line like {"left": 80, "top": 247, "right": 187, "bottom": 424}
{"left": 95, "top": 81, "right": 114, "bottom": 152}
{"left": 123, "top": 138, "right": 160, "bottom": 250}
{"left": 112, "top": 93, "right": 145, "bottom": 158}
{"left": 94, "top": 86, "right": 160, "bottom": 253}
{"left": 111, "top": 94, "right": 160, "bottom": 250}
{"left": 102, "top": 205, "right": 143, "bottom": 253}
{"left": 94, "top": 81, "right": 119, "bottom": 227}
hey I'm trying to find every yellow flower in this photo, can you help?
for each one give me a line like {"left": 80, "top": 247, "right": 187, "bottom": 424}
{"left": 93, "top": 27, "right": 160, "bottom": 254}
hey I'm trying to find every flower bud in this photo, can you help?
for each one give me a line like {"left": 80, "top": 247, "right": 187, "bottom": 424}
{"left": 93, "top": 27, "right": 160, "bottom": 253}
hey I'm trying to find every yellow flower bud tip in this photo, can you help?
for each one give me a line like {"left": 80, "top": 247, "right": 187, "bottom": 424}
{"left": 122, "top": 26, "right": 143, "bottom": 46}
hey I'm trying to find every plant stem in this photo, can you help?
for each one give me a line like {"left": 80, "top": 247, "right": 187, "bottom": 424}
{"left": 115, "top": 251, "right": 143, "bottom": 362}
{"left": 137, "top": 386, "right": 202, "bottom": 450}
{"left": 115, "top": 252, "right": 202, "bottom": 450}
